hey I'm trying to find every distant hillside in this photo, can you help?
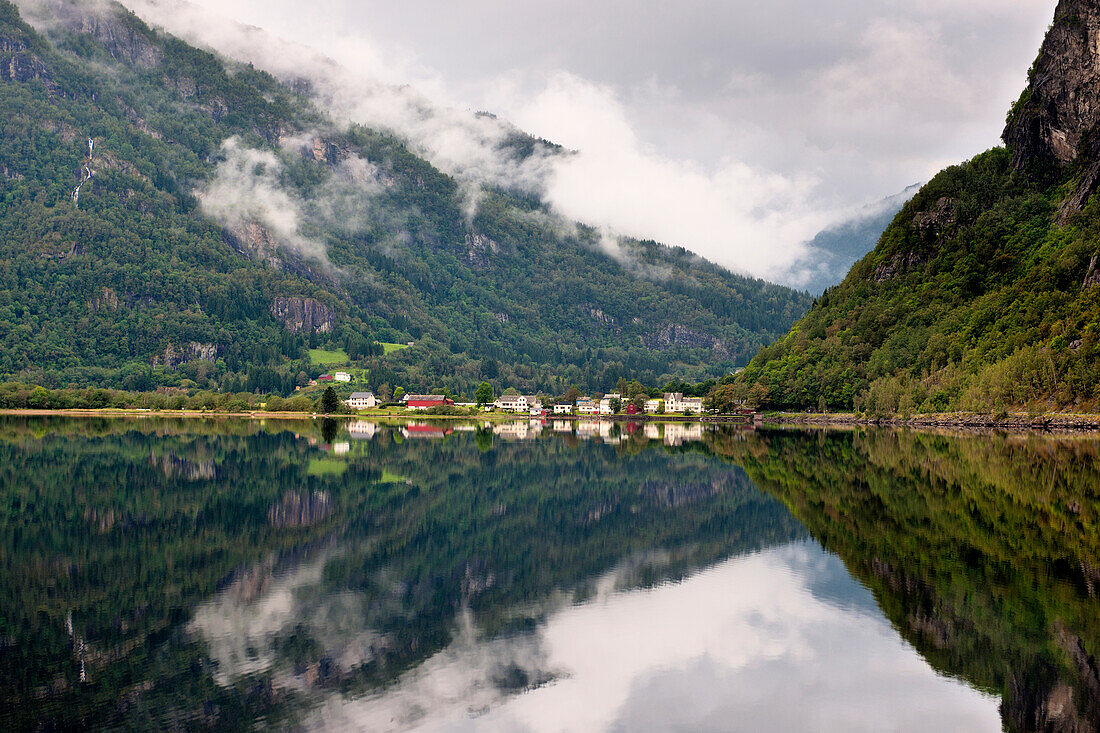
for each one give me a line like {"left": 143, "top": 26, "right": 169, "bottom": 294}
{"left": 0, "top": 0, "right": 812, "bottom": 397}
{"left": 799, "top": 184, "right": 919, "bottom": 295}
{"left": 738, "top": 0, "right": 1100, "bottom": 414}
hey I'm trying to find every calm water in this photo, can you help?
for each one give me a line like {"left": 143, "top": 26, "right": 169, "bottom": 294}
{"left": 1, "top": 417, "right": 1098, "bottom": 731}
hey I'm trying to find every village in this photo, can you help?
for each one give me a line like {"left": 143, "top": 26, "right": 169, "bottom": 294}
{"left": 330, "top": 386, "right": 718, "bottom": 417}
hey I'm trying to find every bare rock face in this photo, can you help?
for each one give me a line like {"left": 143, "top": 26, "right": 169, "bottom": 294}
{"left": 1004, "top": 0, "right": 1100, "bottom": 218}
{"left": 270, "top": 296, "right": 335, "bottom": 333}
{"left": 912, "top": 197, "right": 958, "bottom": 239}
{"left": 152, "top": 341, "right": 219, "bottom": 368}
{"left": 39, "top": 0, "right": 162, "bottom": 69}
{"left": 1085, "top": 253, "right": 1100, "bottom": 290}
{"left": 465, "top": 232, "right": 500, "bottom": 269}
{"left": 226, "top": 219, "right": 284, "bottom": 270}
{"left": 873, "top": 251, "right": 926, "bottom": 283}
{"left": 643, "top": 323, "right": 730, "bottom": 357}
{"left": 0, "top": 34, "right": 55, "bottom": 92}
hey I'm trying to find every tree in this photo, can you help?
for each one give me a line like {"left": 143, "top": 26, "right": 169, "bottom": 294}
{"left": 393, "top": 386, "right": 405, "bottom": 402}
{"left": 609, "top": 397, "right": 622, "bottom": 414}
{"left": 707, "top": 384, "right": 741, "bottom": 414}
{"left": 321, "top": 386, "right": 340, "bottom": 414}
{"left": 475, "top": 381, "right": 493, "bottom": 406}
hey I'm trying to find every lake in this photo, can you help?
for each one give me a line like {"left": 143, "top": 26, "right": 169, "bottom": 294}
{"left": 1, "top": 417, "right": 1097, "bottom": 731}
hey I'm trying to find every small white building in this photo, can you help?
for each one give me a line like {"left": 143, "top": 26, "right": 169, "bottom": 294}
{"left": 576, "top": 399, "right": 598, "bottom": 415}
{"left": 345, "top": 392, "right": 377, "bottom": 410}
{"left": 599, "top": 393, "right": 622, "bottom": 415}
{"left": 553, "top": 403, "right": 572, "bottom": 414}
{"left": 334, "top": 372, "right": 352, "bottom": 383}
{"left": 644, "top": 398, "right": 661, "bottom": 413}
{"left": 682, "top": 397, "right": 704, "bottom": 413}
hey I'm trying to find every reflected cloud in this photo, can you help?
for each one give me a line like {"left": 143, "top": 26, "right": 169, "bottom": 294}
{"left": 305, "top": 542, "right": 999, "bottom": 732}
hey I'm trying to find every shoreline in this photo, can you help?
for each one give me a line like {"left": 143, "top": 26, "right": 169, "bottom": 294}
{"left": 763, "top": 411, "right": 1100, "bottom": 432}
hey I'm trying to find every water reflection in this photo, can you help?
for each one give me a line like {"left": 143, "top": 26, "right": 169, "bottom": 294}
{"left": 306, "top": 543, "right": 998, "bottom": 732}
{"left": 0, "top": 418, "right": 1096, "bottom": 731}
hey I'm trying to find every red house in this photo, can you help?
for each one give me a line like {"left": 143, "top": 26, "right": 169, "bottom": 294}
{"left": 626, "top": 403, "right": 640, "bottom": 415}
{"left": 318, "top": 374, "right": 334, "bottom": 382}
{"left": 402, "top": 394, "right": 455, "bottom": 410}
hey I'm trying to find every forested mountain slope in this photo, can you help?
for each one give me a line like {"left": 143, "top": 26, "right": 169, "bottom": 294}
{"left": 738, "top": 0, "right": 1100, "bottom": 413}
{"left": 0, "top": 0, "right": 810, "bottom": 397}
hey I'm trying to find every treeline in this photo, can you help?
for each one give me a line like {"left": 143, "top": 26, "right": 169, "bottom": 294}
{"left": 0, "top": 381, "right": 320, "bottom": 412}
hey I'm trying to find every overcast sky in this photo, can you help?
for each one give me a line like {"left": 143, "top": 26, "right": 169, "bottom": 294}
{"left": 118, "top": 0, "right": 1056, "bottom": 285}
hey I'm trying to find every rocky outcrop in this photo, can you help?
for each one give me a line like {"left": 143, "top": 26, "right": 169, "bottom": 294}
{"left": 0, "top": 35, "right": 56, "bottom": 93}
{"left": 43, "top": 0, "right": 161, "bottom": 69}
{"left": 465, "top": 232, "right": 500, "bottom": 269}
{"left": 585, "top": 306, "right": 619, "bottom": 330}
{"left": 270, "top": 296, "right": 335, "bottom": 333}
{"left": 151, "top": 341, "right": 219, "bottom": 368}
{"left": 1085, "top": 253, "right": 1100, "bottom": 289}
{"left": 225, "top": 219, "right": 284, "bottom": 269}
{"left": 1004, "top": 0, "right": 1100, "bottom": 220}
{"left": 912, "top": 197, "right": 958, "bottom": 239}
{"left": 643, "top": 323, "right": 729, "bottom": 357}
{"left": 873, "top": 251, "right": 926, "bottom": 283}
{"left": 87, "top": 287, "right": 120, "bottom": 312}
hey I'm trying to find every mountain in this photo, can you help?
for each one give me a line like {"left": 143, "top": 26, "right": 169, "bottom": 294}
{"left": 0, "top": 0, "right": 812, "bottom": 398}
{"left": 737, "top": 0, "right": 1100, "bottom": 414}
{"left": 799, "top": 184, "right": 919, "bottom": 295}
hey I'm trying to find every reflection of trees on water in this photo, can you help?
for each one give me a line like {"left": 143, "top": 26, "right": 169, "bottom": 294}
{"left": 725, "top": 429, "right": 1100, "bottom": 733}
{"left": 0, "top": 419, "right": 799, "bottom": 730}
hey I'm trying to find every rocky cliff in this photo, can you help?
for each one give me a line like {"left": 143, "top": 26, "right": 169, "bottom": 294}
{"left": 269, "top": 296, "right": 335, "bottom": 333}
{"left": 1004, "top": 0, "right": 1100, "bottom": 218}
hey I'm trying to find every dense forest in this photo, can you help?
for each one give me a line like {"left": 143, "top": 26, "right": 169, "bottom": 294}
{"left": 0, "top": 0, "right": 811, "bottom": 398}
{"left": 737, "top": 1, "right": 1100, "bottom": 414}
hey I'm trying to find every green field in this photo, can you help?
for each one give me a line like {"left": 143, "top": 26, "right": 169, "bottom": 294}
{"left": 309, "top": 348, "right": 349, "bottom": 365}
{"left": 380, "top": 342, "right": 410, "bottom": 355}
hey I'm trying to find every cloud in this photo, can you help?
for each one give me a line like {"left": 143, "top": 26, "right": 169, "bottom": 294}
{"left": 107, "top": 0, "right": 1054, "bottom": 287}
{"left": 199, "top": 137, "right": 332, "bottom": 268}
{"left": 303, "top": 542, "right": 999, "bottom": 732}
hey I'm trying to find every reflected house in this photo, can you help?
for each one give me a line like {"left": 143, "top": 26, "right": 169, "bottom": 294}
{"left": 493, "top": 420, "right": 543, "bottom": 440}
{"left": 347, "top": 420, "right": 378, "bottom": 440}
{"left": 332, "top": 442, "right": 350, "bottom": 455}
{"left": 598, "top": 421, "right": 621, "bottom": 444}
{"left": 644, "top": 423, "right": 661, "bottom": 440}
{"left": 400, "top": 423, "right": 454, "bottom": 439}
{"left": 664, "top": 422, "right": 704, "bottom": 446}
{"left": 576, "top": 420, "right": 600, "bottom": 438}
{"left": 552, "top": 420, "right": 573, "bottom": 433}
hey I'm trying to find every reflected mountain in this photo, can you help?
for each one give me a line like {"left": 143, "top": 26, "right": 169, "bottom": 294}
{"left": 724, "top": 428, "right": 1100, "bottom": 732}
{"left": 0, "top": 418, "right": 799, "bottom": 730}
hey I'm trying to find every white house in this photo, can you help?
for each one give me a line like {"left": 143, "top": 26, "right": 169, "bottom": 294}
{"left": 334, "top": 372, "right": 352, "bottom": 383}
{"left": 524, "top": 395, "right": 543, "bottom": 412}
{"left": 576, "top": 399, "right": 598, "bottom": 415}
{"left": 495, "top": 395, "right": 530, "bottom": 412}
{"left": 644, "top": 398, "right": 661, "bottom": 413}
{"left": 599, "top": 393, "right": 622, "bottom": 415}
{"left": 553, "top": 403, "right": 572, "bottom": 414}
{"left": 345, "top": 392, "right": 377, "bottom": 410}
{"left": 664, "top": 392, "right": 702, "bottom": 413}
